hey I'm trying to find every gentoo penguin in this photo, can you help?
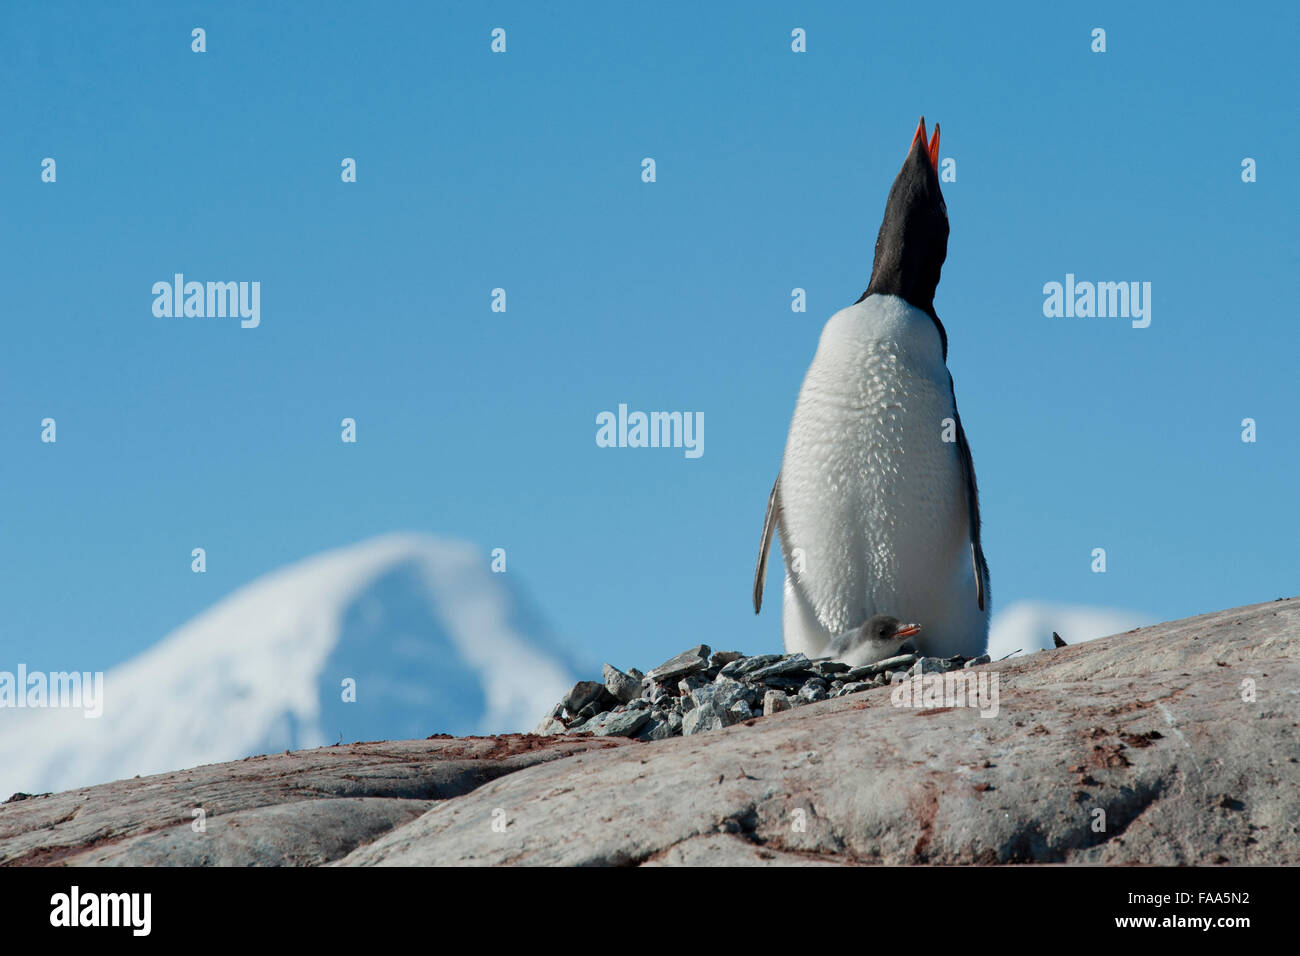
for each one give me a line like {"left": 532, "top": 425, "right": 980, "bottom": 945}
{"left": 819, "top": 615, "right": 922, "bottom": 667}
{"left": 753, "top": 117, "right": 990, "bottom": 663}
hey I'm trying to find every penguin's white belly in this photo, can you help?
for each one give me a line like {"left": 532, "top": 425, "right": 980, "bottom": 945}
{"left": 778, "top": 294, "right": 988, "bottom": 659}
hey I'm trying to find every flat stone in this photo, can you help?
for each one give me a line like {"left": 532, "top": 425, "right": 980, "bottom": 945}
{"left": 842, "top": 653, "right": 918, "bottom": 682}
{"left": 719, "top": 654, "right": 784, "bottom": 679}
{"left": 745, "top": 654, "right": 815, "bottom": 682}
{"left": 754, "top": 676, "right": 807, "bottom": 691}
{"left": 647, "top": 645, "right": 711, "bottom": 683}
{"left": 598, "top": 711, "right": 652, "bottom": 738}
{"left": 813, "top": 661, "right": 851, "bottom": 679}
{"left": 964, "top": 654, "right": 992, "bottom": 669}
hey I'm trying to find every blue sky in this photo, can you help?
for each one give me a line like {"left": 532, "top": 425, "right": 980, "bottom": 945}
{"left": 2, "top": 1, "right": 1296, "bottom": 677}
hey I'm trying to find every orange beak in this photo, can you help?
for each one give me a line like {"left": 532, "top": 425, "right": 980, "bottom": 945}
{"left": 895, "top": 623, "right": 923, "bottom": 639}
{"left": 910, "top": 116, "right": 941, "bottom": 171}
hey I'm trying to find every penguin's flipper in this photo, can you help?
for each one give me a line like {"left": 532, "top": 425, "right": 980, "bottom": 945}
{"left": 753, "top": 475, "right": 781, "bottom": 614}
{"left": 949, "top": 374, "right": 990, "bottom": 611}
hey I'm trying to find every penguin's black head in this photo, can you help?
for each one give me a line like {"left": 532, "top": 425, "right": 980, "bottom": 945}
{"left": 860, "top": 117, "right": 949, "bottom": 326}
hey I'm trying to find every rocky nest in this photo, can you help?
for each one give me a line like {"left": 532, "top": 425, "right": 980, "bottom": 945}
{"left": 535, "top": 644, "right": 991, "bottom": 740}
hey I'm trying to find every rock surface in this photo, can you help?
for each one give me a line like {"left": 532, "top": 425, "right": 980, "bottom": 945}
{"left": 2, "top": 597, "right": 1296, "bottom": 866}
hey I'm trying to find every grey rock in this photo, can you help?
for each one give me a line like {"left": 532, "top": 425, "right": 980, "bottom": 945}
{"left": 909, "top": 657, "right": 946, "bottom": 677}
{"left": 598, "top": 710, "right": 652, "bottom": 738}
{"left": 964, "top": 654, "right": 992, "bottom": 669}
{"left": 603, "top": 663, "right": 643, "bottom": 704}
{"left": 719, "top": 654, "right": 783, "bottom": 679}
{"left": 681, "top": 702, "right": 734, "bottom": 736}
{"left": 798, "top": 681, "right": 828, "bottom": 703}
{"left": 627, "top": 668, "right": 645, "bottom": 682}
{"left": 813, "top": 661, "right": 851, "bottom": 679}
{"left": 643, "top": 719, "right": 674, "bottom": 742}
{"left": 678, "top": 674, "right": 705, "bottom": 698}
{"left": 745, "top": 654, "right": 815, "bottom": 682}
{"left": 703, "top": 677, "right": 756, "bottom": 710}
{"left": 564, "top": 680, "right": 616, "bottom": 716}
{"left": 834, "top": 681, "right": 873, "bottom": 697}
{"left": 666, "top": 710, "right": 683, "bottom": 734}
{"left": 762, "top": 690, "right": 790, "bottom": 716}
{"left": 728, "top": 700, "right": 755, "bottom": 721}
{"left": 842, "top": 653, "right": 918, "bottom": 682}
{"left": 755, "top": 676, "right": 807, "bottom": 691}
{"left": 625, "top": 698, "right": 650, "bottom": 712}
{"left": 573, "top": 701, "right": 602, "bottom": 722}
{"left": 710, "top": 651, "right": 745, "bottom": 668}
{"left": 567, "top": 711, "right": 612, "bottom": 734}
{"left": 646, "top": 645, "right": 712, "bottom": 683}
{"left": 533, "top": 717, "right": 567, "bottom": 736}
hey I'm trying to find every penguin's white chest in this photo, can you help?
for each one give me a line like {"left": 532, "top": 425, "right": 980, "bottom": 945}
{"left": 778, "top": 294, "right": 986, "bottom": 658}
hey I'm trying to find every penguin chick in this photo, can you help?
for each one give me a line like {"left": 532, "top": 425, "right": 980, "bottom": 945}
{"left": 822, "top": 615, "right": 922, "bottom": 667}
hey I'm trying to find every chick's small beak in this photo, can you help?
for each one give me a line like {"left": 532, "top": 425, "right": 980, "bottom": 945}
{"left": 894, "top": 623, "right": 923, "bottom": 639}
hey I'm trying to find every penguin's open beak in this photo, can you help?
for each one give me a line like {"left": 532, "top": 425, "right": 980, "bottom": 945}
{"left": 909, "top": 116, "right": 940, "bottom": 171}
{"left": 894, "top": 622, "right": 923, "bottom": 639}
